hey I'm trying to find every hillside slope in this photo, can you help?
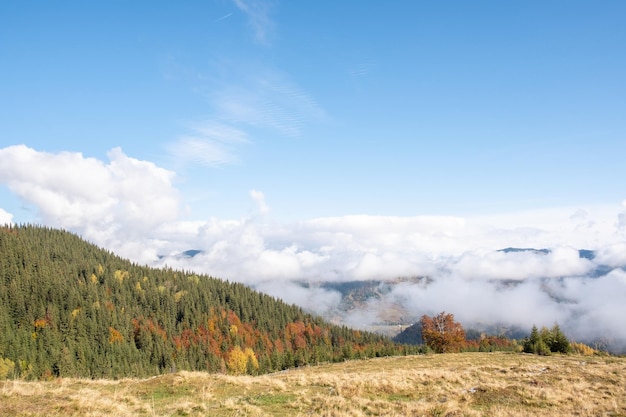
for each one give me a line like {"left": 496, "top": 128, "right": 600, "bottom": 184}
{"left": 0, "top": 225, "right": 414, "bottom": 379}
{"left": 1, "top": 352, "right": 624, "bottom": 416}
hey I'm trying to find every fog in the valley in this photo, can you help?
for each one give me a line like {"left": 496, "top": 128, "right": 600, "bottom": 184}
{"left": 2, "top": 145, "right": 626, "bottom": 350}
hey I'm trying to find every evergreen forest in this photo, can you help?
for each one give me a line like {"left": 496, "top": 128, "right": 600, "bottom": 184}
{"left": 0, "top": 225, "right": 417, "bottom": 379}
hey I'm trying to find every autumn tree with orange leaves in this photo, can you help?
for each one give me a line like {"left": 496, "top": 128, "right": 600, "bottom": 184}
{"left": 420, "top": 311, "right": 466, "bottom": 353}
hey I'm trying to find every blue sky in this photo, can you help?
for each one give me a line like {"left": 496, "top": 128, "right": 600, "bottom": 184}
{"left": 2, "top": 1, "right": 626, "bottom": 338}
{"left": 2, "top": 0, "right": 625, "bottom": 222}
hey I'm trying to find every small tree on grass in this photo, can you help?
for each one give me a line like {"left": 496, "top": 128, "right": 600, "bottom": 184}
{"left": 549, "top": 324, "right": 570, "bottom": 354}
{"left": 420, "top": 311, "right": 466, "bottom": 353}
{"left": 523, "top": 325, "right": 551, "bottom": 355}
{"left": 523, "top": 324, "right": 570, "bottom": 355}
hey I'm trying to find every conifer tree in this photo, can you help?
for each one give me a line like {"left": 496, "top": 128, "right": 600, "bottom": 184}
{"left": 0, "top": 225, "right": 419, "bottom": 379}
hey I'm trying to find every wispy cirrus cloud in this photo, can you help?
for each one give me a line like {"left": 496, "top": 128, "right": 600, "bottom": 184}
{"left": 250, "top": 189, "right": 270, "bottom": 214}
{"left": 166, "top": 0, "right": 325, "bottom": 169}
{"left": 168, "top": 65, "right": 327, "bottom": 168}
{"left": 232, "top": 0, "right": 275, "bottom": 45}
{"left": 168, "top": 137, "right": 238, "bottom": 167}
{"left": 168, "top": 122, "right": 249, "bottom": 167}
{"left": 214, "top": 12, "right": 233, "bottom": 23}
{"left": 211, "top": 68, "right": 327, "bottom": 137}
{"left": 618, "top": 200, "right": 626, "bottom": 233}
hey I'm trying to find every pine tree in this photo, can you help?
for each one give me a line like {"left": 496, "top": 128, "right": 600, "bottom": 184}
{"left": 0, "top": 225, "right": 417, "bottom": 379}
{"left": 523, "top": 324, "right": 569, "bottom": 355}
{"left": 548, "top": 324, "right": 570, "bottom": 354}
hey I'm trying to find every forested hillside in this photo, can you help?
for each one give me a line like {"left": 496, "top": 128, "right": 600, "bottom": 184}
{"left": 0, "top": 225, "right": 415, "bottom": 379}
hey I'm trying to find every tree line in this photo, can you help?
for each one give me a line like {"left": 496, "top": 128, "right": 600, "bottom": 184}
{"left": 396, "top": 311, "right": 600, "bottom": 356}
{"left": 0, "top": 225, "right": 418, "bottom": 380}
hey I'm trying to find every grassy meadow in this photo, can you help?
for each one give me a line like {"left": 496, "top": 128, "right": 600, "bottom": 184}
{"left": 1, "top": 352, "right": 625, "bottom": 416}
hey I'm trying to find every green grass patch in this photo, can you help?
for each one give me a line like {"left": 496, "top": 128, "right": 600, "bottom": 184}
{"left": 250, "top": 392, "right": 296, "bottom": 406}
{"left": 386, "top": 392, "right": 415, "bottom": 402}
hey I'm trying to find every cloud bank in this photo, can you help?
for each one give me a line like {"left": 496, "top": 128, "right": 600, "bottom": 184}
{"left": 1, "top": 145, "right": 626, "bottom": 349}
{"left": 0, "top": 145, "right": 179, "bottom": 261}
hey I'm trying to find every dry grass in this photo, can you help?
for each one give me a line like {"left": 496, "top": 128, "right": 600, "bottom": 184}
{"left": 1, "top": 352, "right": 625, "bottom": 416}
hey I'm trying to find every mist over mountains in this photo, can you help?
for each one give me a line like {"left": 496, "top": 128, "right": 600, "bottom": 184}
{"left": 158, "top": 245, "right": 626, "bottom": 353}
{"left": 1, "top": 146, "right": 626, "bottom": 352}
{"left": 1, "top": 225, "right": 414, "bottom": 379}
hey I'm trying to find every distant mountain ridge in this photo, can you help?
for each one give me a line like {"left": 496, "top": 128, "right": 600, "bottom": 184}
{"left": 272, "top": 247, "right": 625, "bottom": 344}
{"left": 498, "top": 247, "right": 551, "bottom": 255}
{"left": 498, "top": 247, "right": 619, "bottom": 278}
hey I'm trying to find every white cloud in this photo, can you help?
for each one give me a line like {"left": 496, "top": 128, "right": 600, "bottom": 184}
{"left": 0, "top": 208, "right": 13, "bottom": 224}
{"left": 2, "top": 144, "right": 626, "bottom": 348}
{"left": 467, "top": 205, "right": 619, "bottom": 250}
{"left": 559, "top": 269, "right": 626, "bottom": 343}
{"left": 448, "top": 247, "right": 594, "bottom": 281}
{"left": 594, "top": 242, "right": 626, "bottom": 267}
{"left": 146, "top": 203, "right": 626, "bottom": 349}
{"left": 255, "top": 280, "right": 342, "bottom": 316}
{"left": 0, "top": 145, "right": 179, "bottom": 259}
{"left": 391, "top": 276, "right": 570, "bottom": 330}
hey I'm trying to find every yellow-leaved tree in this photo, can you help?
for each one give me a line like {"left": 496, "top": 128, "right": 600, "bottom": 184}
{"left": 227, "top": 346, "right": 259, "bottom": 374}
{"left": 0, "top": 357, "right": 15, "bottom": 379}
